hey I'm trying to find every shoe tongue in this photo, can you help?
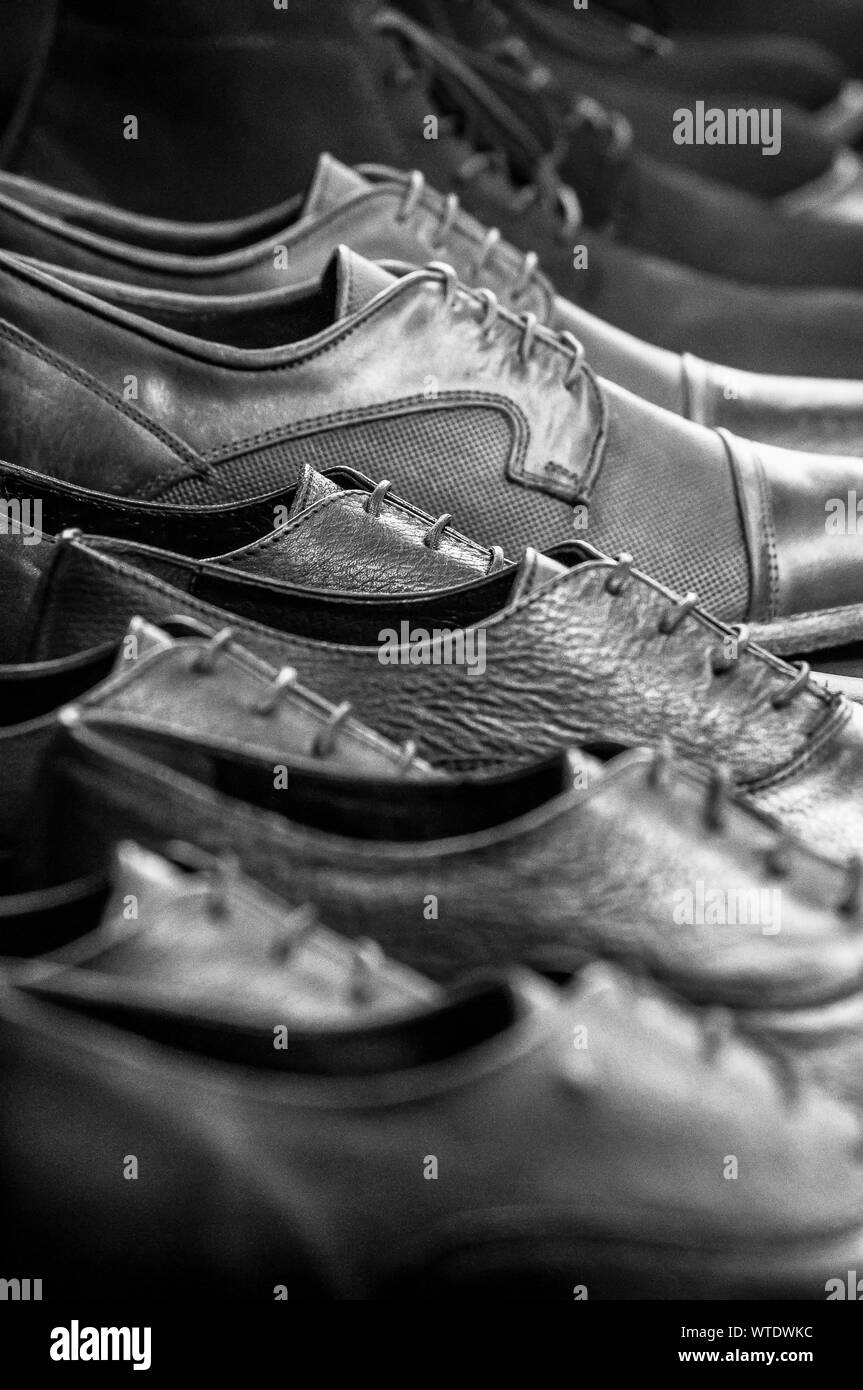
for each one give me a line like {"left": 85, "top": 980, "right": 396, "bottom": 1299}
{"left": 285, "top": 465, "right": 341, "bottom": 519}
{"left": 331, "top": 245, "right": 397, "bottom": 319}
{"left": 508, "top": 548, "right": 568, "bottom": 605}
{"left": 303, "top": 153, "right": 373, "bottom": 217}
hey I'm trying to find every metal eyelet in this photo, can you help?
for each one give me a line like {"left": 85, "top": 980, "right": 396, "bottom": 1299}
{"left": 658, "top": 592, "right": 698, "bottom": 636}
{"left": 475, "top": 287, "right": 500, "bottom": 337}
{"left": 312, "top": 701, "right": 353, "bottom": 759}
{"left": 427, "top": 260, "right": 459, "bottom": 308}
{"left": 269, "top": 903, "right": 319, "bottom": 964}
{"left": 424, "top": 514, "right": 452, "bottom": 551}
{"left": 349, "top": 938, "right": 385, "bottom": 1005}
{"left": 191, "top": 627, "right": 235, "bottom": 675}
{"left": 604, "top": 552, "right": 634, "bottom": 596}
{"left": 364, "top": 479, "right": 392, "bottom": 519}
{"left": 771, "top": 661, "right": 811, "bottom": 710}
{"left": 254, "top": 666, "right": 299, "bottom": 716}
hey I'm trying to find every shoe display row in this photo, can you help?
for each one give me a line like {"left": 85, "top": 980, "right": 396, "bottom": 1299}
{"left": 3, "top": 0, "right": 863, "bottom": 1305}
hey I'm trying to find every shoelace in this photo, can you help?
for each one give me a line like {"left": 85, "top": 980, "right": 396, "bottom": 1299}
{"left": 425, "top": 259, "right": 586, "bottom": 384}
{"left": 508, "top": 0, "right": 673, "bottom": 58}
{"left": 394, "top": 167, "right": 543, "bottom": 300}
{"left": 417, "top": 1, "right": 635, "bottom": 168}
{"left": 645, "top": 737, "right": 862, "bottom": 921}
{"left": 563, "top": 95, "right": 633, "bottom": 160}
{"left": 603, "top": 552, "right": 821, "bottom": 715}
{"left": 374, "top": 8, "right": 583, "bottom": 242}
{"left": 601, "top": 549, "right": 863, "bottom": 918}
{"left": 363, "top": 475, "right": 505, "bottom": 569}
{"left": 181, "top": 624, "right": 421, "bottom": 774}
{"left": 162, "top": 841, "right": 389, "bottom": 1003}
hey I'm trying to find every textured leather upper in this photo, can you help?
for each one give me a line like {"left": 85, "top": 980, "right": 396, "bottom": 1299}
{"left": 0, "top": 457, "right": 502, "bottom": 591}
{"left": 13, "top": 530, "right": 863, "bottom": 864}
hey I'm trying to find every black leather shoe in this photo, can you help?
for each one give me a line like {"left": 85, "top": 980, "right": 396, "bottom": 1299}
{"left": 5, "top": 598, "right": 856, "bottom": 1000}
{"left": 7, "top": 951, "right": 863, "bottom": 1299}
{"left": 5, "top": 0, "right": 863, "bottom": 375}
{"left": 0, "top": 460, "right": 506, "bottom": 592}
{"left": 398, "top": 0, "right": 863, "bottom": 196}
{"left": 608, "top": 0, "right": 863, "bottom": 81}
{"left": 381, "top": 9, "right": 863, "bottom": 279}
{"left": 3, "top": 247, "right": 863, "bottom": 643}
{"left": 8, "top": 523, "right": 863, "bottom": 865}
{"left": 4, "top": 155, "right": 863, "bottom": 447}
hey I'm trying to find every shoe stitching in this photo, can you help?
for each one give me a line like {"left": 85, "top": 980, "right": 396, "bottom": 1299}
{"left": 195, "top": 392, "right": 527, "bottom": 468}
{"left": 0, "top": 319, "right": 204, "bottom": 494}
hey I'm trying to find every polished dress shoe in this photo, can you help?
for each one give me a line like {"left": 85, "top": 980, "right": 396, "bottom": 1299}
{"left": 5, "top": 245, "right": 863, "bottom": 640}
{"left": 5, "top": 156, "right": 863, "bottom": 451}
{"left": 9, "top": 838, "right": 436, "bottom": 1035}
{"left": 398, "top": 0, "right": 863, "bottom": 198}
{"left": 611, "top": 0, "right": 863, "bottom": 81}
{"left": 10, "top": 523, "right": 863, "bottom": 866}
{"left": 491, "top": 0, "right": 854, "bottom": 111}
{"left": 383, "top": 8, "right": 863, "bottom": 281}
{"left": 7, "top": 954, "right": 863, "bottom": 1299}
{"left": 0, "top": 601, "right": 434, "bottom": 896}
{"left": 0, "top": 460, "right": 506, "bottom": 592}
{"left": 5, "top": 0, "right": 863, "bottom": 376}
{"left": 2, "top": 596, "right": 854, "bottom": 998}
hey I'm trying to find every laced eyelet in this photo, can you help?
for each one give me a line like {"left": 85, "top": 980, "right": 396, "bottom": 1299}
{"left": 424, "top": 514, "right": 452, "bottom": 551}
{"left": 647, "top": 735, "right": 673, "bottom": 789}
{"left": 430, "top": 191, "right": 459, "bottom": 252}
{"left": 269, "top": 903, "right": 319, "bottom": 964}
{"left": 475, "top": 287, "right": 500, "bottom": 337}
{"left": 364, "top": 479, "right": 392, "bottom": 519}
{"left": 427, "top": 260, "right": 459, "bottom": 308}
{"left": 349, "top": 938, "right": 385, "bottom": 1006}
{"left": 658, "top": 592, "right": 698, "bottom": 636}
{"left": 512, "top": 250, "right": 538, "bottom": 300}
{"left": 312, "top": 701, "right": 353, "bottom": 759}
{"left": 191, "top": 627, "right": 235, "bottom": 675}
{"left": 559, "top": 330, "right": 585, "bottom": 389}
{"left": 710, "top": 623, "right": 751, "bottom": 675}
{"left": 838, "top": 856, "right": 862, "bottom": 917}
{"left": 704, "top": 766, "right": 732, "bottom": 833}
{"left": 474, "top": 226, "right": 501, "bottom": 279}
{"left": 517, "top": 312, "right": 539, "bottom": 365}
{"left": 254, "top": 666, "right": 299, "bottom": 716}
{"left": 488, "top": 544, "right": 505, "bottom": 573}
{"left": 397, "top": 169, "right": 424, "bottom": 224}
{"left": 771, "top": 661, "right": 811, "bottom": 710}
{"left": 395, "top": 739, "right": 419, "bottom": 776}
{"left": 605, "top": 552, "right": 634, "bottom": 596}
